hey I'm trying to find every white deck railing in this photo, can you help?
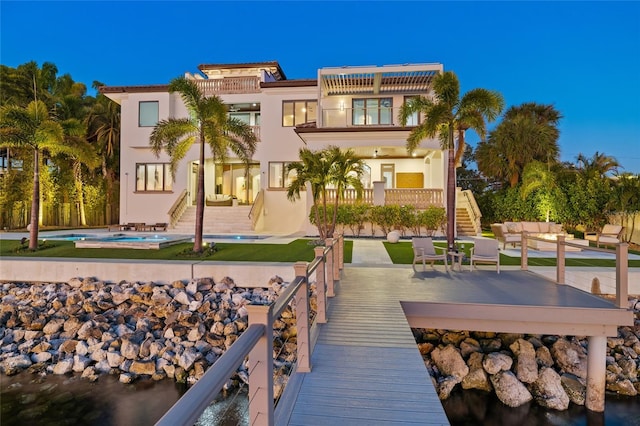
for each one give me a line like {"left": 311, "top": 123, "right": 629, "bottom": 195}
{"left": 155, "top": 235, "right": 344, "bottom": 426}
{"left": 520, "top": 233, "right": 629, "bottom": 308}
{"left": 323, "top": 188, "right": 443, "bottom": 208}
{"left": 195, "top": 77, "right": 261, "bottom": 95}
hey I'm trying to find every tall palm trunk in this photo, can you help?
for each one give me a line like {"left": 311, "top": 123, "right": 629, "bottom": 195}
{"left": 74, "top": 162, "right": 87, "bottom": 226}
{"left": 193, "top": 132, "right": 206, "bottom": 252}
{"left": 29, "top": 148, "right": 40, "bottom": 249}
{"left": 446, "top": 127, "right": 456, "bottom": 250}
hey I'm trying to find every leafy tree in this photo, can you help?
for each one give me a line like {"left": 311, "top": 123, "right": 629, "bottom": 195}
{"left": 476, "top": 103, "right": 561, "bottom": 188}
{"left": 0, "top": 100, "right": 83, "bottom": 248}
{"left": 520, "top": 160, "right": 560, "bottom": 222}
{"left": 87, "top": 81, "right": 121, "bottom": 224}
{"left": 287, "top": 146, "right": 365, "bottom": 239}
{"left": 608, "top": 174, "right": 640, "bottom": 241}
{"left": 150, "top": 77, "right": 257, "bottom": 252}
{"left": 399, "top": 71, "right": 503, "bottom": 249}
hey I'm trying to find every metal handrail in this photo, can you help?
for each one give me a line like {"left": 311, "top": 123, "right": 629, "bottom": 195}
{"left": 155, "top": 235, "right": 343, "bottom": 426}
{"left": 520, "top": 233, "right": 629, "bottom": 308}
{"left": 155, "top": 324, "right": 265, "bottom": 426}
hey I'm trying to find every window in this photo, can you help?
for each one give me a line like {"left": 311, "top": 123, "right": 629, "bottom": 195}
{"left": 269, "top": 162, "right": 297, "bottom": 188}
{"left": 353, "top": 98, "right": 392, "bottom": 125}
{"left": 282, "top": 100, "right": 317, "bottom": 126}
{"left": 139, "top": 101, "right": 159, "bottom": 127}
{"left": 135, "top": 163, "right": 172, "bottom": 191}
{"left": 403, "top": 96, "right": 420, "bottom": 126}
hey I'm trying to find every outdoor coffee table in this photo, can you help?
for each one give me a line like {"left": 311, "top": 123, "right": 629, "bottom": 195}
{"left": 448, "top": 251, "right": 465, "bottom": 271}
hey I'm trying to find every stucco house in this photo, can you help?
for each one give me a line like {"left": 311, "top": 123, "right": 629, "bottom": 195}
{"left": 101, "top": 61, "right": 479, "bottom": 236}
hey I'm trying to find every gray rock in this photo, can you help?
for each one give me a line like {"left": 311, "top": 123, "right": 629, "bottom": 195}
{"left": 73, "top": 355, "right": 92, "bottom": 373}
{"left": 431, "top": 345, "right": 469, "bottom": 382}
{"left": 510, "top": 339, "right": 538, "bottom": 384}
{"left": 551, "top": 338, "right": 587, "bottom": 379}
{"left": 53, "top": 358, "right": 74, "bottom": 375}
{"left": 31, "top": 352, "right": 52, "bottom": 363}
{"left": 437, "top": 376, "right": 459, "bottom": 399}
{"left": 560, "top": 373, "right": 586, "bottom": 405}
{"left": 177, "top": 347, "right": 201, "bottom": 371}
{"left": 129, "top": 360, "right": 156, "bottom": 376}
{"left": 107, "top": 351, "right": 125, "bottom": 368}
{"left": 530, "top": 367, "right": 570, "bottom": 410}
{"left": 607, "top": 379, "right": 638, "bottom": 396}
{"left": 121, "top": 339, "right": 140, "bottom": 360}
{"left": 482, "top": 352, "right": 513, "bottom": 375}
{"left": 461, "top": 368, "right": 492, "bottom": 392}
{"left": 490, "top": 370, "right": 533, "bottom": 407}
{"left": 119, "top": 373, "right": 135, "bottom": 383}
{"left": 2, "top": 354, "right": 32, "bottom": 375}
{"left": 43, "top": 318, "right": 65, "bottom": 335}
{"left": 536, "top": 346, "right": 554, "bottom": 368}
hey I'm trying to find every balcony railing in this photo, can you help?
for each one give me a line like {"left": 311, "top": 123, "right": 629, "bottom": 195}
{"left": 324, "top": 188, "right": 443, "bottom": 209}
{"left": 321, "top": 107, "right": 419, "bottom": 128}
{"left": 196, "top": 77, "right": 261, "bottom": 95}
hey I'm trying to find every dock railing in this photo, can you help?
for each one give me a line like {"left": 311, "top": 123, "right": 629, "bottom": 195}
{"left": 520, "top": 233, "right": 629, "bottom": 308}
{"left": 155, "top": 235, "right": 344, "bottom": 426}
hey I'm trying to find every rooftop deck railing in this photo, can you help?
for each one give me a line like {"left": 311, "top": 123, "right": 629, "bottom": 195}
{"left": 195, "top": 77, "right": 261, "bottom": 95}
{"left": 155, "top": 235, "right": 343, "bottom": 426}
{"left": 520, "top": 233, "right": 629, "bottom": 308}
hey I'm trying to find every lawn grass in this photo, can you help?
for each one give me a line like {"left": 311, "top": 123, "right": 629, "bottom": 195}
{"left": 0, "top": 239, "right": 354, "bottom": 263}
{"left": 383, "top": 241, "right": 640, "bottom": 268}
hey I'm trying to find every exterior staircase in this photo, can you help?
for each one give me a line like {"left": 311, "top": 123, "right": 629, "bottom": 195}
{"left": 456, "top": 208, "right": 477, "bottom": 237}
{"left": 171, "top": 206, "right": 254, "bottom": 234}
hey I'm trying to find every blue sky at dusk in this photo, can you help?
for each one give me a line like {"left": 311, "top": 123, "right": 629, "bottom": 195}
{"left": 2, "top": 1, "right": 639, "bottom": 173}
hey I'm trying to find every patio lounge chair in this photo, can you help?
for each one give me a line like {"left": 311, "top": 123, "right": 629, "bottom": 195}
{"left": 412, "top": 237, "right": 448, "bottom": 272}
{"left": 470, "top": 237, "right": 500, "bottom": 273}
{"left": 585, "top": 224, "right": 623, "bottom": 248}
{"left": 491, "top": 223, "right": 521, "bottom": 249}
{"left": 151, "top": 223, "right": 168, "bottom": 231}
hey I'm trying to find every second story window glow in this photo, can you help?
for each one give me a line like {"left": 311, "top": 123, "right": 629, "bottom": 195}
{"left": 353, "top": 98, "right": 392, "bottom": 126}
{"left": 282, "top": 100, "right": 317, "bottom": 127}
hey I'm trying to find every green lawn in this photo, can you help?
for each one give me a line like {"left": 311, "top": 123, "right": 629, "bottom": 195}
{"left": 0, "top": 239, "right": 354, "bottom": 263}
{"left": 383, "top": 241, "right": 640, "bottom": 268}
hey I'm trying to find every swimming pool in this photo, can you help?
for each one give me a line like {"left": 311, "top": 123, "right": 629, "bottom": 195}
{"left": 202, "top": 234, "right": 272, "bottom": 240}
{"left": 54, "top": 234, "right": 191, "bottom": 249}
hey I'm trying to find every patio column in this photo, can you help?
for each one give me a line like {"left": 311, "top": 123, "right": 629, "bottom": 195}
{"left": 586, "top": 335, "right": 607, "bottom": 412}
{"left": 373, "top": 181, "right": 385, "bottom": 206}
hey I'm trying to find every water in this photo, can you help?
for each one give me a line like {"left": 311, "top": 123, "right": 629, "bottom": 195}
{"left": 45, "top": 234, "right": 169, "bottom": 242}
{"left": 202, "top": 235, "right": 271, "bottom": 240}
{"left": 2, "top": 373, "right": 637, "bottom": 425}
{"left": 0, "top": 373, "right": 248, "bottom": 426}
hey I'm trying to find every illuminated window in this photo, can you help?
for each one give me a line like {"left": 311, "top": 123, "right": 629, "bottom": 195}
{"left": 282, "top": 100, "right": 317, "bottom": 127}
{"left": 135, "top": 163, "right": 172, "bottom": 191}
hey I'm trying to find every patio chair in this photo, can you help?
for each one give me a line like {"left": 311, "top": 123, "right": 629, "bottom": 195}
{"left": 412, "top": 237, "right": 448, "bottom": 272}
{"left": 470, "top": 237, "right": 500, "bottom": 273}
{"left": 584, "top": 224, "right": 623, "bottom": 248}
{"left": 151, "top": 223, "right": 168, "bottom": 231}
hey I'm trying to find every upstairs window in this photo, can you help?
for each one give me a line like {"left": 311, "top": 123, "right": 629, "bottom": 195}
{"left": 353, "top": 98, "right": 392, "bottom": 125}
{"left": 269, "top": 162, "right": 297, "bottom": 188}
{"left": 403, "top": 96, "right": 421, "bottom": 126}
{"left": 139, "top": 101, "right": 159, "bottom": 127}
{"left": 282, "top": 100, "right": 317, "bottom": 127}
{"left": 136, "top": 163, "right": 172, "bottom": 192}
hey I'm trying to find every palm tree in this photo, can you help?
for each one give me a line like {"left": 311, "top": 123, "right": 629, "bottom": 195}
{"left": 399, "top": 71, "right": 504, "bottom": 249}
{"left": 286, "top": 146, "right": 365, "bottom": 239}
{"left": 0, "top": 100, "right": 82, "bottom": 248}
{"left": 476, "top": 103, "right": 561, "bottom": 188}
{"left": 150, "top": 77, "right": 257, "bottom": 252}
{"left": 576, "top": 151, "right": 620, "bottom": 179}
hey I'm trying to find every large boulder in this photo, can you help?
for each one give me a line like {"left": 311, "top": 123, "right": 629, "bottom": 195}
{"left": 482, "top": 352, "right": 512, "bottom": 375}
{"left": 530, "top": 367, "right": 570, "bottom": 410}
{"left": 551, "top": 338, "right": 587, "bottom": 379}
{"left": 431, "top": 344, "right": 469, "bottom": 382}
{"left": 510, "top": 338, "right": 538, "bottom": 383}
{"left": 490, "top": 371, "right": 532, "bottom": 407}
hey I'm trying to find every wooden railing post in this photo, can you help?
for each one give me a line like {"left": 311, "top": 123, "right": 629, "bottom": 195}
{"left": 325, "top": 238, "right": 335, "bottom": 297}
{"left": 314, "top": 247, "right": 327, "bottom": 324}
{"left": 246, "top": 303, "right": 274, "bottom": 426}
{"left": 556, "top": 235, "right": 565, "bottom": 285}
{"left": 332, "top": 238, "right": 340, "bottom": 282}
{"left": 293, "top": 262, "right": 312, "bottom": 373}
{"left": 616, "top": 243, "right": 629, "bottom": 308}
{"left": 338, "top": 234, "right": 344, "bottom": 270}
{"left": 521, "top": 232, "right": 528, "bottom": 270}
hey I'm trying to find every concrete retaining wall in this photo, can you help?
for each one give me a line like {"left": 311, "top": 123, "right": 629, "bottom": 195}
{"left": 0, "top": 258, "right": 296, "bottom": 287}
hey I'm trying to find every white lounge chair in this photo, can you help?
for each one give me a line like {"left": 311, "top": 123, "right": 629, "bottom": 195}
{"left": 412, "top": 238, "right": 448, "bottom": 272}
{"left": 470, "top": 238, "right": 500, "bottom": 273}
{"left": 585, "top": 224, "right": 623, "bottom": 248}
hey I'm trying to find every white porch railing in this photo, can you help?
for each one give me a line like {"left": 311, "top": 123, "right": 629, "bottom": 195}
{"left": 324, "top": 188, "right": 443, "bottom": 208}
{"left": 155, "top": 235, "right": 344, "bottom": 426}
{"left": 195, "top": 77, "right": 261, "bottom": 95}
{"left": 167, "top": 190, "right": 188, "bottom": 228}
{"left": 520, "top": 233, "right": 629, "bottom": 308}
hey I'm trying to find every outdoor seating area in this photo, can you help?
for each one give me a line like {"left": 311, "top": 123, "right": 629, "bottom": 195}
{"left": 585, "top": 224, "right": 624, "bottom": 248}
{"left": 412, "top": 237, "right": 448, "bottom": 271}
{"left": 491, "top": 221, "right": 568, "bottom": 249}
{"left": 469, "top": 237, "right": 500, "bottom": 273}
{"left": 108, "top": 222, "right": 168, "bottom": 232}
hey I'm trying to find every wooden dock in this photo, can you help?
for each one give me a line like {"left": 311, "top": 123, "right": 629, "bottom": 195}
{"left": 276, "top": 265, "right": 632, "bottom": 425}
